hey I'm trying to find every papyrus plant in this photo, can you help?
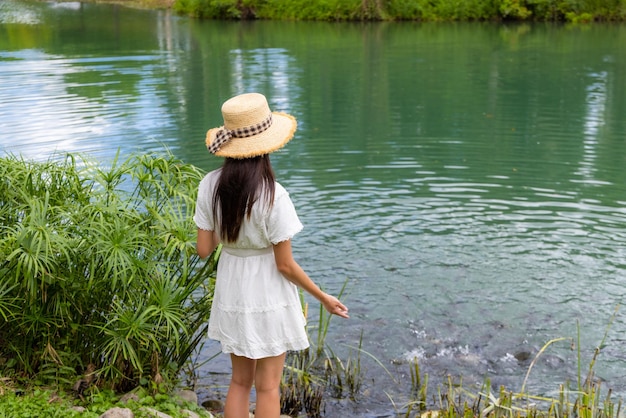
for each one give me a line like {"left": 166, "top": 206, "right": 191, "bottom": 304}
{"left": 0, "top": 152, "right": 217, "bottom": 392}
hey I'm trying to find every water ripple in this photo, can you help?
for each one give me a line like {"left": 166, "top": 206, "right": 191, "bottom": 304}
{"left": 0, "top": 50, "right": 181, "bottom": 162}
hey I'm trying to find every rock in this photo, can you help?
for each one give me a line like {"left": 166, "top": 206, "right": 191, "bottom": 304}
{"left": 175, "top": 389, "right": 199, "bottom": 405}
{"left": 542, "top": 353, "right": 565, "bottom": 368}
{"left": 99, "top": 407, "right": 134, "bottom": 418}
{"left": 142, "top": 407, "right": 172, "bottom": 418}
{"left": 201, "top": 399, "right": 224, "bottom": 412}
{"left": 514, "top": 351, "right": 532, "bottom": 362}
{"left": 181, "top": 409, "right": 201, "bottom": 418}
{"left": 119, "top": 392, "right": 140, "bottom": 404}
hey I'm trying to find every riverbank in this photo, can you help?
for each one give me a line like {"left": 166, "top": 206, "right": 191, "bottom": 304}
{"left": 40, "top": 0, "right": 626, "bottom": 21}
{"left": 171, "top": 0, "right": 625, "bottom": 22}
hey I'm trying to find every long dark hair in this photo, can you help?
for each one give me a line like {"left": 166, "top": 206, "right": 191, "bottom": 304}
{"left": 213, "top": 155, "right": 276, "bottom": 243}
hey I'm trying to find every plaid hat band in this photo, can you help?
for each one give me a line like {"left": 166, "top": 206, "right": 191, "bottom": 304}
{"left": 208, "top": 113, "right": 273, "bottom": 154}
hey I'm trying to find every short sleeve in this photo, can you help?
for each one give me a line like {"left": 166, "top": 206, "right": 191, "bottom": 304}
{"left": 193, "top": 170, "right": 219, "bottom": 231}
{"left": 267, "top": 184, "right": 303, "bottom": 245}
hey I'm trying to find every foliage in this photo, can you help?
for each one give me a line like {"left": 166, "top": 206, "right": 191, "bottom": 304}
{"left": 0, "top": 152, "right": 217, "bottom": 392}
{"left": 173, "top": 0, "right": 252, "bottom": 19}
{"left": 0, "top": 387, "right": 213, "bottom": 418}
{"left": 172, "top": 0, "right": 626, "bottom": 21}
{"left": 259, "top": 0, "right": 387, "bottom": 21}
{"left": 280, "top": 307, "right": 623, "bottom": 417}
{"left": 385, "top": 0, "right": 500, "bottom": 20}
{"left": 0, "top": 390, "right": 87, "bottom": 418}
{"left": 174, "top": 0, "right": 387, "bottom": 20}
{"left": 279, "top": 279, "right": 364, "bottom": 416}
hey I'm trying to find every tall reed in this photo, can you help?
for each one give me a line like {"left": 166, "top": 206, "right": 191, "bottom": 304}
{"left": 417, "top": 308, "right": 623, "bottom": 418}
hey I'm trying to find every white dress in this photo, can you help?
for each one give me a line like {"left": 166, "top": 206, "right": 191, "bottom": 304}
{"left": 193, "top": 168, "right": 310, "bottom": 359}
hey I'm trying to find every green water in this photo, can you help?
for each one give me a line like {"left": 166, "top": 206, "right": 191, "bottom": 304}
{"left": 2, "top": 1, "right": 626, "bottom": 414}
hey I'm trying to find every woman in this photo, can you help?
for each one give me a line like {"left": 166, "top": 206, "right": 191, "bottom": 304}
{"left": 194, "top": 92, "right": 349, "bottom": 418}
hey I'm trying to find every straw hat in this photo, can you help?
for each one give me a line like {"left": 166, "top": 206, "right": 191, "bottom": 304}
{"left": 205, "top": 93, "right": 297, "bottom": 159}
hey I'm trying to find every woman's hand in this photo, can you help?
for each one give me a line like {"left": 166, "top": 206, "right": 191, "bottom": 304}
{"left": 321, "top": 293, "right": 349, "bottom": 318}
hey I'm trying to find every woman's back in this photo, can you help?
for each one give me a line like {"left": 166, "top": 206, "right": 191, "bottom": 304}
{"left": 194, "top": 168, "right": 303, "bottom": 250}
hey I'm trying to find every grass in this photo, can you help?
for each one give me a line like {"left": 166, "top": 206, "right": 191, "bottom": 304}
{"left": 276, "top": 304, "right": 623, "bottom": 418}
{"left": 395, "top": 307, "right": 623, "bottom": 418}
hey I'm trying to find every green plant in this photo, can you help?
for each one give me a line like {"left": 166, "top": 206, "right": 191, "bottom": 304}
{"left": 409, "top": 357, "right": 428, "bottom": 412}
{"left": 281, "top": 348, "right": 327, "bottom": 417}
{"left": 171, "top": 0, "right": 626, "bottom": 20}
{"left": 277, "top": 279, "right": 352, "bottom": 415}
{"left": 173, "top": 0, "right": 252, "bottom": 19}
{"left": 308, "top": 279, "right": 349, "bottom": 358}
{"left": 499, "top": 0, "right": 532, "bottom": 19}
{"left": 0, "top": 390, "right": 88, "bottom": 418}
{"left": 0, "top": 151, "right": 216, "bottom": 392}
{"left": 420, "top": 309, "right": 623, "bottom": 418}
{"left": 0, "top": 386, "right": 213, "bottom": 418}
{"left": 566, "top": 11, "right": 594, "bottom": 21}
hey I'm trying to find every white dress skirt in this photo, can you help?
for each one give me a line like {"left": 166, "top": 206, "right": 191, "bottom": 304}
{"left": 194, "top": 168, "right": 310, "bottom": 359}
{"left": 208, "top": 246, "right": 309, "bottom": 359}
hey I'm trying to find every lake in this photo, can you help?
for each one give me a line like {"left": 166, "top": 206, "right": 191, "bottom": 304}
{"left": 2, "top": 1, "right": 626, "bottom": 415}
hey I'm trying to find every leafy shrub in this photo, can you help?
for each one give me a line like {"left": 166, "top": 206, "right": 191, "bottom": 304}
{"left": 0, "top": 390, "right": 88, "bottom": 417}
{"left": 0, "top": 152, "right": 217, "bottom": 392}
{"left": 259, "top": 0, "right": 382, "bottom": 21}
{"left": 499, "top": 0, "right": 532, "bottom": 19}
{"left": 172, "top": 0, "right": 626, "bottom": 21}
{"left": 174, "top": 0, "right": 254, "bottom": 19}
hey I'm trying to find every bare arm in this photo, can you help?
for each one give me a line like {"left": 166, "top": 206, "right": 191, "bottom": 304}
{"left": 196, "top": 229, "right": 220, "bottom": 259}
{"left": 273, "top": 239, "right": 349, "bottom": 318}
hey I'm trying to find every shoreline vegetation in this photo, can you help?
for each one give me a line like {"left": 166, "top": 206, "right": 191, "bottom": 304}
{"left": 1, "top": 152, "right": 624, "bottom": 417}
{"left": 49, "top": 0, "right": 626, "bottom": 22}
{"left": 172, "top": 0, "right": 626, "bottom": 22}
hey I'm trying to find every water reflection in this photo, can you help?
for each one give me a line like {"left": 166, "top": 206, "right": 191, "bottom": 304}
{"left": 577, "top": 70, "right": 607, "bottom": 182}
{"left": 229, "top": 48, "right": 300, "bottom": 111}
{"left": 0, "top": 50, "right": 178, "bottom": 161}
{"left": 0, "top": 0, "right": 40, "bottom": 24}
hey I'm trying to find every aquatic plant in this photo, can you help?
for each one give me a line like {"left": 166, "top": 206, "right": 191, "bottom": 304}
{"left": 278, "top": 279, "right": 359, "bottom": 415}
{"left": 402, "top": 308, "right": 624, "bottom": 418}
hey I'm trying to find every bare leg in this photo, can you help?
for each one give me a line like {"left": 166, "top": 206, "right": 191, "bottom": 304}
{"left": 224, "top": 354, "right": 256, "bottom": 418}
{"left": 253, "top": 353, "right": 286, "bottom": 418}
